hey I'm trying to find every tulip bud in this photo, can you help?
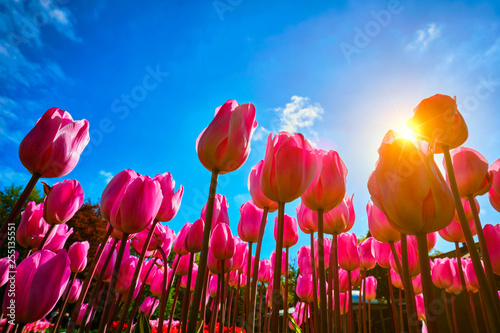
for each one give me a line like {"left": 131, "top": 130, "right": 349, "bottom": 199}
{"left": 68, "top": 241, "right": 90, "bottom": 273}
{"left": 185, "top": 219, "right": 204, "bottom": 253}
{"left": 238, "top": 200, "right": 264, "bottom": 243}
{"left": 43, "top": 179, "right": 84, "bottom": 225}
{"left": 210, "top": 223, "right": 235, "bottom": 261}
{"left": 154, "top": 172, "right": 184, "bottom": 222}
{"left": 248, "top": 160, "right": 278, "bottom": 212}
{"left": 17, "top": 201, "right": 52, "bottom": 249}
{"left": 274, "top": 214, "right": 298, "bottom": 248}
{"left": 100, "top": 169, "right": 138, "bottom": 221}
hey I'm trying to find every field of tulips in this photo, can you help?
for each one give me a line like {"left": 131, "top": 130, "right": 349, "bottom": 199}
{"left": 2, "top": 94, "right": 500, "bottom": 333}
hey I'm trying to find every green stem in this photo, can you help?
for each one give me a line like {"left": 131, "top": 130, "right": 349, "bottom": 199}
{"left": 157, "top": 246, "right": 170, "bottom": 331}
{"left": 387, "top": 269, "right": 399, "bottom": 333}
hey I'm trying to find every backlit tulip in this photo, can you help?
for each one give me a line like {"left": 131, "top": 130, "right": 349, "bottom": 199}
{"left": 368, "top": 130, "right": 455, "bottom": 235}
{"left": 238, "top": 200, "right": 264, "bottom": 243}
{"left": 296, "top": 202, "right": 318, "bottom": 234}
{"left": 197, "top": 100, "right": 257, "bottom": 174}
{"left": 337, "top": 292, "right": 350, "bottom": 315}
{"left": 261, "top": 132, "right": 317, "bottom": 203}
{"left": 489, "top": 159, "right": 500, "bottom": 212}
{"left": 258, "top": 259, "right": 272, "bottom": 284}
{"left": 444, "top": 147, "right": 493, "bottom": 197}
{"left": 274, "top": 214, "right": 298, "bottom": 248}
{"left": 373, "top": 240, "right": 391, "bottom": 269}
{"left": 43, "top": 224, "right": 73, "bottom": 252}
{"left": 431, "top": 258, "right": 455, "bottom": 290}
{"left": 43, "top": 179, "right": 84, "bottom": 225}
{"left": 210, "top": 223, "right": 235, "bottom": 261}
{"left": 363, "top": 276, "right": 377, "bottom": 301}
{"left": 296, "top": 274, "right": 314, "bottom": 303}
{"left": 201, "top": 194, "right": 229, "bottom": 231}
{"left": 175, "top": 254, "right": 192, "bottom": 276}
{"left": 301, "top": 149, "right": 347, "bottom": 212}
{"left": 483, "top": 224, "right": 500, "bottom": 275}
{"left": 153, "top": 173, "right": 184, "bottom": 222}
{"left": 407, "top": 94, "right": 468, "bottom": 153}
{"left": 458, "top": 197, "right": 479, "bottom": 222}
{"left": 230, "top": 238, "right": 247, "bottom": 272}
{"left": 116, "top": 256, "right": 140, "bottom": 296}
{"left": 18, "top": 107, "right": 90, "bottom": 178}
{"left": 95, "top": 240, "right": 117, "bottom": 281}
{"left": 367, "top": 201, "right": 400, "bottom": 243}
{"left": 174, "top": 223, "right": 192, "bottom": 256}
{"left": 68, "top": 241, "right": 89, "bottom": 273}
{"left": 185, "top": 218, "right": 204, "bottom": 253}
{"left": 412, "top": 274, "right": 423, "bottom": 295}
{"left": 464, "top": 258, "right": 480, "bottom": 292}
{"left": 271, "top": 250, "right": 287, "bottom": 275}
{"left": 358, "top": 237, "right": 376, "bottom": 271}
{"left": 207, "top": 249, "right": 233, "bottom": 274}
{"left": 337, "top": 233, "right": 359, "bottom": 271}
{"left": 100, "top": 169, "right": 138, "bottom": 221}
{"left": 110, "top": 175, "right": 163, "bottom": 234}
{"left": 415, "top": 294, "right": 425, "bottom": 321}
{"left": 338, "top": 269, "right": 351, "bottom": 292}
{"left": 139, "top": 297, "right": 159, "bottom": 317}
{"left": 389, "top": 237, "right": 420, "bottom": 277}
{"left": 390, "top": 269, "right": 403, "bottom": 289}
{"left": 3, "top": 250, "right": 71, "bottom": 324}
{"left": 408, "top": 232, "right": 438, "bottom": 252}
{"left": 180, "top": 264, "right": 198, "bottom": 289}
{"left": 17, "top": 202, "right": 52, "bottom": 249}
{"left": 63, "top": 278, "right": 82, "bottom": 303}
{"left": 323, "top": 194, "right": 352, "bottom": 235}
{"left": 297, "top": 246, "right": 313, "bottom": 275}
{"left": 314, "top": 237, "right": 331, "bottom": 269}
{"left": 248, "top": 160, "right": 278, "bottom": 212}
{"left": 76, "top": 304, "right": 90, "bottom": 326}
{"left": 439, "top": 218, "right": 476, "bottom": 243}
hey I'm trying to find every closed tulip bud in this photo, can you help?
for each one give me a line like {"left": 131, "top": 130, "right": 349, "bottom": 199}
{"left": 3, "top": 250, "right": 71, "bottom": 324}
{"left": 439, "top": 218, "right": 476, "bottom": 243}
{"left": 296, "top": 202, "right": 318, "bottom": 234}
{"left": 464, "top": 258, "right": 480, "bottom": 292}
{"left": 17, "top": 201, "right": 52, "bottom": 249}
{"left": 150, "top": 270, "right": 172, "bottom": 298}
{"left": 407, "top": 94, "right": 468, "bottom": 153}
{"left": 358, "top": 237, "right": 376, "bottom": 271}
{"left": 338, "top": 233, "right": 360, "bottom": 271}
{"left": 368, "top": 130, "right": 455, "bottom": 235}
{"left": 43, "top": 179, "right": 84, "bottom": 225}
{"left": 323, "top": 194, "right": 354, "bottom": 235}
{"left": 185, "top": 219, "right": 204, "bottom": 253}
{"left": 116, "top": 256, "right": 140, "bottom": 295}
{"left": 297, "top": 246, "right": 313, "bottom": 275}
{"left": 63, "top": 278, "right": 82, "bottom": 303}
{"left": 139, "top": 297, "right": 159, "bottom": 318}
{"left": 134, "top": 223, "right": 167, "bottom": 254}
{"left": 173, "top": 223, "right": 192, "bottom": 255}
{"left": 389, "top": 237, "right": 420, "bottom": 277}
{"left": 271, "top": 250, "right": 287, "bottom": 275}
{"left": 196, "top": 100, "right": 257, "bottom": 174}
{"left": 238, "top": 200, "right": 264, "bottom": 243}
{"left": 19, "top": 107, "right": 90, "bottom": 178}
{"left": 390, "top": 269, "right": 403, "bottom": 290}
{"left": 140, "top": 259, "right": 159, "bottom": 285}
{"left": 174, "top": 254, "right": 192, "bottom": 276}
{"left": 274, "top": 214, "right": 298, "bottom": 248}
{"left": 261, "top": 132, "right": 317, "bottom": 203}
{"left": 415, "top": 294, "right": 426, "bottom": 321}
{"left": 302, "top": 149, "right": 347, "bottom": 212}
{"left": 367, "top": 201, "right": 400, "bottom": 243}
{"left": 296, "top": 274, "right": 314, "bottom": 303}
{"left": 153, "top": 173, "right": 184, "bottom": 222}
{"left": 363, "top": 276, "right": 377, "bottom": 301}
{"left": 444, "top": 147, "right": 493, "bottom": 198}
{"left": 412, "top": 274, "right": 423, "bottom": 295}
{"left": 210, "top": 223, "right": 235, "bottom": 261}
{"left": 68, "top": 241, "right": 89, "bottom": 273}
{"left": 483, "top": 224, "right": 500, "bottom": 275}
{"left": 95, "top": 240, "right": 117, "bottom": 281}
{"left": 207, "top": 248, "right": 233, "bottom": 275}
{"left": 230, "top": 238, "right": 247, "bottom": 272}
{"left": 180, "top": 265, "right": 198, "bottom": 289}
{"left": 201, "top": 194, "right": 229, "bottom": 232}
{"left": 258, "top": 259, "right": 272, "bottom": 284}
{"left": 248, "top": 160, "right": 278, "bottom": 212}
{"left": 408, "top": 232, "right": 438, "bottom": 252}
{"left": 446, "top": 260, "right": 463, "bottom": 295}
{"left": 110, "top": 175, "right": 163, "bottom": 234}
{"left": 431, "top": 258, "right": 455, "bottom": 289}
{"left": 209, "top": 275, "right": 219, "bottom": 298}
{"left": 373, "top": 240, "right": 391, "bottom": 269}
{"left": 100, "top": 169, "right": 138, "bottom": 221}
{"left": 154, "top": 226, "right": 175, "bottom": 260}
{"left": 43, "top": 224, "right": 73, "bottom": 252}
{"left": 350, "top": 268, "right": 362, "bottom": 287}
{"left": 489, "top": 159, "right": 500, "bottom": 212}
{"left": 76, "top": 304, "right": 91, "bottom": 326}
{"left": 338, "top": 269, "right": 350, "bottom": 292}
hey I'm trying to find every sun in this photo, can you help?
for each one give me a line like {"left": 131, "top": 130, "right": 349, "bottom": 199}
{"left": 399, "top": 127, "right": 418, "bottom": 141}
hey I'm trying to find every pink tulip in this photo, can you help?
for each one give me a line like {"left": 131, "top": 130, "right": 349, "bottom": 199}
{"left": 110, "top": 175, "right": 163, "bottom": 234}
{"left": 185, "top": 219, "right": 204, "bottom": 253}
{"left": 196, "top": 99, "right": 257, "bottom": 174}
{"left": 373, "top": 240, "right": 391, "bottom": 269}
{"left": 431, "top": 258, "right": 455, "bottom": 289}
{"left": 17, "top": 202, "right": 53, "bottom": 249}
{"left": 444, "top": 147, "right": 493, "bottom": 198}
{"left": 338, "top": 269, "right": 350, "bottom": 292}
{"left": 43, "top": 224, "right": 73, "bottom": 252}
{"left": 296, "top": 202, "right": 318, "bottom": 234}
{"left": 323, "top": 194, "right": 355, "bottom": 234}
{"left": 76, "top": 304, "right": 91, "bottom": 326}
{"left": 209, "top": 275, "right": 219, "bottom": 298}
{"left": 446, "top": 259, "right": 463, "bottom": 295}
{"left": 95, "top": 240, "right": 117, "bottom": 281}
{"left": 0, "top": 257, "right": 10, "bottom": 287}
{"left": 350, "top": 268, "right": 362, "bottom": 286}
{"left": 464, "top": 258, "right": 480, "bottom": 292}
{"left": 412, "top": 274, "right": 423, "bottom": 295}
{"left": 43, "top": 179, "right": 84, "bottom": 225}
{"left": 296, "top": 274, "right": 314, "bottom": 302}
{"left": 174, "top": 254, "right": 192, "bottom": 276}
{"left": 18, "top": 107, "right": 90, "bottom": 178}
{"left": 133, "top": 223, "right": 167, "bottom": 254}
{"left": 63, "top": 278, "right": 82, "bottom": 303}
{"left": 248, "top": 160, "right": 278, "bottom": 212}
{"left": 201, "top": 194, "right": 229, "bottom": 231}
{"left": 100, "top": 169, "right": 138, "bottom": 221}
{"left": 337, "top": 233, "right": 360, "bottom": 271}
{"left": 358, "top": 237, "right": 376, "bottom": 271}
{"left": 456, "top": 197, "right": 479, "bottom": 222}
{"left": 174, "top": 223, "right": 192, "bottom": 256}
{"left": 415, "top": 294, "right": 425, "bottom": 321}
{"left": 367, "top": 201, "right": 400, "bottom": 243}
{"left": 210, "top": 223, "right": 235, "bottom": 261}
{"left": 314, "top": 237, "right": 331, "bottom": 269}
{"left": 363, "top": 276, "right": 377, "bottom": 301}
{"left": 243, "top": 255, "right": 256, "bottom": 276}
{"left": 390, "top": 269, "right": 403, "bottom": 290}
{"left": 140, "top": 259, "right": 159, "bottom": 285}
{"left": 238, "top": 200, "right": 264, "bottom": 243}
{"left": 389, "top": 237, "right": 420, "bottom": 277}
{"left": 116, "top": 256, "right": 140, "bottom": 296}
{"left": 153, "top": 172, "right": 183, "bottom": 222}
{"left": 153, "top": 225, "right": 175, "bottom": 260}
{"left": 207, "top": 248, "right": 233, "bottom": 274}
{"left": 261, "top": 132, "right": 317, "bottom": 203}
{"left": 289, "top": 302, "right": 307, "bottom": 328}
{"left": 301, "top": 149, "right": 347, "bottom": 212}
{"left": 150, "top": 269, "right": 172, "bottom": 298}
{"left": 2, "top": 249, "right": 71, "bottom": 324}
{"left": 274, "top": 214, "right": 298, "bottom": 248}
{"left": 484, "top": 224, "right": 500, "bottom": 275}
{"left": 489, "top": 159, "right": 500, "bottom": 212}
{"left": 68, "top": 241, "right": 89, "bottom": 273}
{"left": 230, "top": 238, "right": 247, "bottom": 272}
{"left": 180, "top": 265, "right": 198, "bottom": 289}
{"left": 297, "top": 246, "right": 313, "bottom": 275}
{"left": 271, "top": 250, "right": 287, "bottom": 275}
{"left": 229, "top": 272, "right": 247, "bottom": 288}
{"left": 439, "top": 218, "right": 476, "bottom": 243}
{"left": 408, "top": 232, "right": 438, "bottom": 252}
{"left": 258, "top": 259, "right": 272, "bottom": 284}
{"left": 336, "top": 292, "right": 350, "bottom": 315}
{"left": 139, "top": 297, "right": 159, "bottom": 317}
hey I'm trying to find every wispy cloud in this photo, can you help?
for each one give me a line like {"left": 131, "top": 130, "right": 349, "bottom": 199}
{"left": 99, "top": 171, "right": 114, "bottom": 183}
{"left": 0, "top": 166, "right": 30, "bottom": 187}
{"left": 234, "top": 193, "right": 251, "bottom": 207}
{"left": 252, "top": 125, "right": 271, "bottom": 142}
{"left": 406, "top": 23, "right": 440, "bottom": 52}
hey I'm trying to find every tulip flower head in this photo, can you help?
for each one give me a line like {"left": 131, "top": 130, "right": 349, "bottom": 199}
{"left": 43, "top": 179, "right": 84, "bottom": 225}
{"left": 248, "top": 160, "right": 279, "bottom": 212}
{"left": 296, "top": 202, "right": 318, "bottom": 234}
{"left": 68, "top": 241, "right": 90, "bottom": 273}
{"left": 367, "top": 201, "right": 400, "bottom": 243}
{"left": 274, "top": 214, "right": 299, "bottom": 248}
{"left": 238, "top": 200, "right": 264, "bottom": 243}
{"left": 17, "top": 201, "right": 52, "bottom": 249}
{"left": 489, "top": 159, "right": 500, "bottom": 212}
{"left": 209, "top": 223, "right": 235, "bottom": 261}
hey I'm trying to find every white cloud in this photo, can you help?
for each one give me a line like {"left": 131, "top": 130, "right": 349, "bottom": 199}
{"left": 406, "top": 23, "right": 441, "bottom": 52}
{"left": 99, "top": 171, "right": 114, "bottom": 183}
{"left": 252, "top": 125, "right": 271, "bottom": 142}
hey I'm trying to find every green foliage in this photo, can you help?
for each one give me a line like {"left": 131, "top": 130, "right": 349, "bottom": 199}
{"left": 287, "top": 313, "right": 302, "bottom": 332}
{"left": 133, "top": 312, "right": 151, "bottom": 333}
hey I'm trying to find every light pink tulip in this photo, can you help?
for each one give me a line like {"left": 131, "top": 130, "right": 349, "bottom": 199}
{"left": 201, "top": 194, "right": 229, "bottom": 232}
{"left": 338, "top": 233, "right": 360, "bottom": 271}
{"left": 43, "top": 179, "right": 84, "bottom": 225}
{"left": 63, "top": 278, "right": 82, "bottom": 303}
{"left": 274, "top": 214, "right": 298, "bottom": 248}
{"left": 238, "top": 200, "right": 264, "bottom": 243}
{"left": 153, "top": 172, "right": 183, "bottom": 222}
{"left": 431, "top": 258, "right": 455, "bottom": 290}
{"left": 296, "top": 202, "right": 318, "bottom": 234}
{"left": 358, "top": 237, "right": 376, "bottom": 271}
{"left": 367, "top": 201, "right": 400, "bottom": 243}
{"left": 483, "top": 224, "right": 500, "bottom": 275}
{"left": 297, "top": 246, "right": 313, "bottom": 275}
{"left": 489, "top": 158, "right": 500, "bottom": 212}
{"left": 373, "top": 240, "right": 391, "bottom": 269}
{"left": 389, "top": 237, "right": 420, "bottom": 277}
{"left": 248, "top": 160, "right": 278, "bottom": 212}
{"left": 230, "top": 238, "right": 247, "bottom": 272}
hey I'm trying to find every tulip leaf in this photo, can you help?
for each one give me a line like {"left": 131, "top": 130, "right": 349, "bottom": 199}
{"left": 133, "top": 312, "right": 151, "bottom": 333}
{"left": 287, "top": 313, "right": 302, "bottom": 333}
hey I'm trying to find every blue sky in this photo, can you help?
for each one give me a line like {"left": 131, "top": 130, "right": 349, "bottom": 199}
{"left": 1, "top": 0, "right": 500, "bottom": 260}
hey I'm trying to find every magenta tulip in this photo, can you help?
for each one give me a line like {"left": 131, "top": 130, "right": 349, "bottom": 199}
{"left": 464, "top": 258, "right": 480, "bottom": 292}
{"left": 68, "top": 241, "right": 89, "bottom": 273}
{"left": 207, "top": 248, "right": 233, "bottom": 274}
{"left": 173, "top": 223, "right": 192, "bottom": 256}
{"left": 18, "top": 107, "right": 90, "bottom": 178}
{"left": 373, "top": 240, "right": 392, "bottom": 269}
{"left": 296, "top": 202, "right": 318, "bottom": 234}
{"left": 489, "top": 158, "right": 500, "bottom": 212}
{"left": 358, "top": 237, "right": 376, "bottom": 271}
{"left": 248, "top": 160, "right": 278, "bottom": 212}
{"left": 63, "top": 278, "right": 82, "bottom": 303}
{"left": 175, "top": 254, "right": 192, "bottom": 276}
{"left": 139, "top": 297, "right": 159, "bottom": 317}
{"left": 431, "top": 258, "right": 455, "bottom": 289}
{"left": 238, "top": 200, "right": 264, "bottom": 243}
{"left": 363, "top": 276, "right": 377, "bottom": 301}
{"left": 258, "top": 259, "right": 272, "bottom": 284}
{"left": 76, "top": 304, "right": 91, "bottom": 326}
{"left": 367, "top": 201, "right": 400, "bottom": 243}
{"left": 43, "top": 224, "right": 73, "bottom": 252}
{"left": 200, "top": 194, "right": 229, "bottom": 231}
{"left": 415, "top": 294, "right": 425, "bottom": 321}
{"left": 271, "top": 250, "right": 287, "bottom": 275}
{"left": 297, "top": 246, "right": 313, "bottom": 275}
{"left": 337, "top": 233, "right": 360, "bottom": 271}
{"left": 116, "top": 256, "right": 140, "bottom": 296}
{"left": 439, "top": 218, "right": 476, "bottom": 243}
{"left": 17, "top": 202, "right": 52, "bottom": 249}
{"left": 210, "top": 223, "right": 235, "bottom": 261}
{"left": 100, "top": 169, "right": 138, "bottom": 221}
{"left": 95, "top": 240, "right": 117, "bottom": 281}
{"left": 390, "top": 269, "right": 403, "bottom": 290}
{"left": 483, "top": 224, "right": 500, "bottom": 275}
{"left": 209, "top": 275, "right": 219, "bottom": 298}
{"left": 153, "top": 172, "right": 184, "bottom": 222}
{"left": 43, "top": 179, "right": 84, "bottom": 225}
{"left": 185, "top": 218, "right": 204, "bottom": 253}
{"left": 296, "top": 274, "right": 314, "bottom": 303}
{"left": 153, "top": 225, "right": 175, "bottom": 260}
{"left": 140, "top": 259, "right": 159, "bottom": 285}
{"left": 274, "top": 214, "right": 298, "bottom": 248}
{"left": 230, "top": 238, "right": 247, "bottom": 272}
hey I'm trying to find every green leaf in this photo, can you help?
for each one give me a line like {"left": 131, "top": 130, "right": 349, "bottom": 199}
{"left": 133, "top": 312, "right": 151, "bottom": 333}
{"left": 195, "top": 320, "right": 204, "bottom": 333}
{"left": 287, "top": 313, "right": 302, "bottom": 333}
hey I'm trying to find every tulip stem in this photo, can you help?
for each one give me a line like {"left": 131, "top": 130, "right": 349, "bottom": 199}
{"left": 271, "top": 202, "right": 285, "bottom": 333}
{"left": 181, "top": 252, "right": 195, "bottom": 333}
{"left": 466, "top": 195, "right": 500, "bottom": 311}
{"left": 245, "top": 242, "right": 253, "bottom": 329}
{"left": 117, "top": 220, "right": 159, "bottom": 333}
{"left": 347, "top": 270, "right": 354, "bottom": 333}
{"left": 167, "top": 277, "right": 181, "bottom": 333}
{"left": 98, "top": 232, "right": 129, "bottom": 333}
{"left": 386, "top": 269, "right": 399, "bottom": 332}
{"left": 282, "top": 247, "right": 289, "bottom": 333}
{"left": 362, "top": 270, "right": 367, "bottom": 333}
{"left": 479, "top": 292, "right": 493, "bottom": 333}
{"left": 231, "top": 274, "right": 241, "bottom": 333}
{"left": 309, "top": 233, "right": 320, "bottom": 333}
{"left": 368, "top": 301, "right": 371, "bottom": 333}
{"left": 37, "top": 224, "right": 56, "bottom": 251}
{"left": 332, "top": 233, "right": 341, "bottom": 333}
{"left": 398, "top": 235, "right": 418, "bottom": 333}
{"left": 158, "top": 246, "right": 170, "bottom": 332}
{"left": 219, "top": 262, "right": 226, "bottom": 333}
{"left": 443, "top": 291, "right": 454, "bottom": 333}
{"left": 226, "top": 287, "right": 234, "bottom": 330}
{"left": 52, "top": 272, "right": 77, "bottom": 333}
{"left": 258, "top": 283, "right": 264, "bottom": 331}
{"left": 67, "top": 226, "right": 113, "bottom": 333}
{"left": 316, "top": 209, "right": 328, "bottom": 333}
{"left": 443, "top": 146, "right": 500, "bottom": 329}
{"left": 250, "top": 207, "right": 269, "bottom": 332}
{"left": 398, "top": 288, "right": 404, "bottom": 332}
{"left": 451, "top": 294, "right": 459, "bottom": 333}
{"left": 187, "top": 170, "right": 219, "bottom": 333}
{"left": 415, "top": 233, "right": 438, "bottom": 333}
{"left": 454, "top": 241, "right": 478, "bottom": 333}
{"left": 0, "top": 172, "right": 40, "bottom": 247}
